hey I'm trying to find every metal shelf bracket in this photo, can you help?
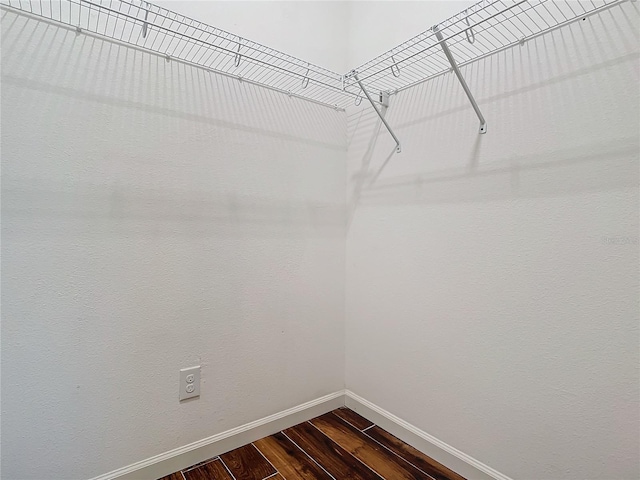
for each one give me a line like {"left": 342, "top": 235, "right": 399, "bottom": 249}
{"left": 349, "top": 70, "right": 402, "bottom": 153}
{"left": 433, "top": 24, "right": 487, "bottom": 134}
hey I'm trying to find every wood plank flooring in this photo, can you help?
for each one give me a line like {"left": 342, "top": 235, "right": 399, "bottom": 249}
{"left": 160, "top": 408, "right": 465, "bottom": 480}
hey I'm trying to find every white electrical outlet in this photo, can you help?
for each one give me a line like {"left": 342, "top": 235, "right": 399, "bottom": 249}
{"left": 179, "top": 366, "right": 200, "bottom": 401}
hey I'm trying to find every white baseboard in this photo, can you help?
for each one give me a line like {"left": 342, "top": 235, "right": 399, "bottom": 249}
{"left": 344, "top": 390, "right": 513, "bottom": 480}
{"left": 91, "top": 389, "right": 510, "bottom": 480}
{"left": 90, "top": 390, "right": 345, "bottom": 480}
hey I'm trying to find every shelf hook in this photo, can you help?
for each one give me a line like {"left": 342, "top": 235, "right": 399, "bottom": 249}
{"left": 390, "top": 55, "right": 400, "bottom": 77}
{"left": 464, "top": 10, "right": 475, "bottom": 44}
{"left": 433, "top": 24, "right": 486, "bottom": 134}
{"left": 234, "top": 38, "right": 242, "bottom": 67}
{"left": 302, "top": 64, "right": 310, "bottom": 89}
{"left": 142, "top": 1, "right": 150, "bottom": 38}
{"left": 355, "top": 88, "right": 363, "bottom": 106}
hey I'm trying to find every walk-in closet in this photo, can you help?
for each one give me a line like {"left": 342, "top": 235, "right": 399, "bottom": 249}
{"left": 1, "top": 0, "right": 638, "bottom": 479}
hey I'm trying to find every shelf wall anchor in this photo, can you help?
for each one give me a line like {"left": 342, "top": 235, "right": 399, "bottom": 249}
{"left": 351, "top": 71, "right": 401, "bottom": 153}
{"left": 433, "top": 24, "right": 487, "bottom": 134}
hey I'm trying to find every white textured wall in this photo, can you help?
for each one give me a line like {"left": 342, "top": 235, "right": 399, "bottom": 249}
{"left": 1, "top": 8, "right": 346, "bottom": 479}
{"left": 346, "top": 2, "right": 639, "bottom": 479}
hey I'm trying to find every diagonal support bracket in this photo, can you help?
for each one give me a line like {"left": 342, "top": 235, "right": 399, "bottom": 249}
{"left": 350, "top": 70, "right": 402, "bottom": 153}
{"left": 433, "top": 25, "right": 487, "bottom": 134}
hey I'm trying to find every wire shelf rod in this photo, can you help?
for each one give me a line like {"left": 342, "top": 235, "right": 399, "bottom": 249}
{"left": 389, "top": 0, "right": 628, "bottom": 96}
{"left": 1, "top": 0, "right": 356, "bottom": 108}
{"left": 1, "top": 0, "right": 631, "bottom": 110}
{"left": 106, "top": 0, "right": 339, "bottom": 80}
{"left": 77, "top": 0, "right": 343, "bottom": 91}
{"left": 347, "top": 0, "right": 530, "bottom": 88}
{"left": 0, "top": 2, "right": 353, "bottom": 110}
{"left": 348, "top": 0, "right": 627, "bottom": 96}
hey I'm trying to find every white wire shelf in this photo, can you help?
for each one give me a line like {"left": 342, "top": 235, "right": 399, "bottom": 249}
{"left": 345, "top": 0, "right": 628, "bottom": 99}
{"left": 0, "top": 0, "right": 355, "bottom": 110}
{"left": 1, "top": 0, "right": 630, "bottom": 111}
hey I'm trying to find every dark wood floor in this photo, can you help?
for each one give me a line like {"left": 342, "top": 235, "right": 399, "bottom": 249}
{"left": 159, "top": 408, "right": 465, "bottom": 480}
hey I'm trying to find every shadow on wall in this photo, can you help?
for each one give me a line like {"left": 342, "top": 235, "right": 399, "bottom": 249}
{"left": 1, "top": 10, "right": 347, "bottom": 238}
{"left": 347, "top": 1, "right": 639, "bottom": 216}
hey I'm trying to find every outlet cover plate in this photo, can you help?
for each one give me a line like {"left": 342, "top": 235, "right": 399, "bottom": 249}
{"left": 179, "top": 366, "right": 201, "bottom": 401}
